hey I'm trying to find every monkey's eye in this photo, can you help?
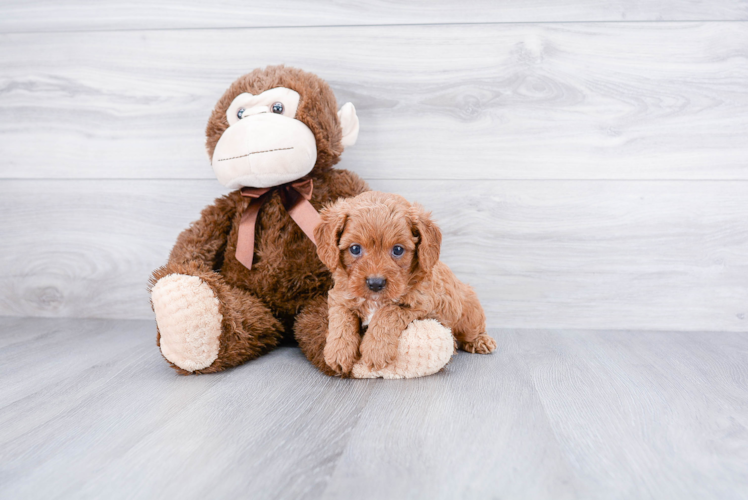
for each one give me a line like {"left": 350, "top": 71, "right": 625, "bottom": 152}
{"left": 349, "top": 244, "right": 362, "bottom": 256}
{"left": 237, "top": 108, "right": 246, "bottom": 119}
{"left": 271, "top": 102, "right": 284, "bottom": 114}
{"left": 392, "top": 245, "right": 405, "bottom": 258}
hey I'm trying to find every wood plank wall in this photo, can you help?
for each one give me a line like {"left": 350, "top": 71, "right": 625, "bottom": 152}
{"left": 1, "top": 2, "right": 747, "bottom": 331}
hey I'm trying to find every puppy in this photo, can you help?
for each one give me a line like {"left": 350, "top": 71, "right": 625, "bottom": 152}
{"left": 315, "top": 191, "right": 496, "bottom": 375}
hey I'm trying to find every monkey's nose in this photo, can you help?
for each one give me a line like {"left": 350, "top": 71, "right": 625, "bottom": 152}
{"left": 366, "top": 277, "right": 386, "bottom": 292}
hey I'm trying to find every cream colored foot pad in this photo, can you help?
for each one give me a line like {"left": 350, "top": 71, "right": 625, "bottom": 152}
{"left": 151, "top": 274, "right": 223, "bottom": 372}
{"left": 352, "top": 319, "right": 454, "bottom": 379}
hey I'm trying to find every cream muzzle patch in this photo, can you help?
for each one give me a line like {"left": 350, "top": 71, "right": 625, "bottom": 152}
{"left": 212, "top": 88, "right": 316, "bottom": 189}
{"left": 212, "top": 87, "right": 360, "bottom": 189}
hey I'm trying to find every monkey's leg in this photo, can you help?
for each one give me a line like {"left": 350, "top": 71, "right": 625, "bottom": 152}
{"left": 150, "top": 261, "right": 283, "bottom": 374}
{"left": 293, "top": 296, "right": 338, "bottom": 376}
{"left": 294, "top": 296, "right": 454, "bottom": 379}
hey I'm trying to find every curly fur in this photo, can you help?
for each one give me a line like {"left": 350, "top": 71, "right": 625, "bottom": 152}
{"left": 315, "top": 191, "right": 497, "bottom": 375}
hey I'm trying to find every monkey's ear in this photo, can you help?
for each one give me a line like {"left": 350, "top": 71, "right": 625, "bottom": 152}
{"left": 410, "top": 204, "right": 442, "bottom": 274}
{"left": 315, "top": 201, "right": 349, "bottom": 271}
{"left": 337, "top": 102, "right": 359, "bottom": 148}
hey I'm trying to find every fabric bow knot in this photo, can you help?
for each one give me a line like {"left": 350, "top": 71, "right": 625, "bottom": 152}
{"left": 236, "top": 178, "right": 321, "bottom": 269}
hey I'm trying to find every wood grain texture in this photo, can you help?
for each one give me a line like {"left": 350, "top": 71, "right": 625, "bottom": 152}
{"left": 325, "top": 329, "right": 748, "bottom": 499}
{"left": 322, "top": 330, "right": 584, "bottom": 500}
{"left": 1, "top": 317, "right": 747, "bottom": 499}
{"left": 515, "top": 329, "right": 748, "bottom": 499}
{"left": 2, "top": 179, "right": 747, "bottom": 331}
{"left": 1, "top": 1, "right": 747, "bottom": 33}
{"left": 1, "top": 23, "right": 747, "bottom": 181}
{"left": 0, "top": 317, "right": 375, "bottom": 499}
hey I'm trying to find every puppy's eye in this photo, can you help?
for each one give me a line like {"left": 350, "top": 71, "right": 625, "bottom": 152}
{"left": 271, "top": 102, "right": 284, "bottom": 114}
{"left": 349, "top": 244, "right": 362, "bottom": 256}
{"left": 392, "top": 245, "right": 405, "bottom": 257}
{"left": 237, "top": 108, "right": 246, "bottom": 119}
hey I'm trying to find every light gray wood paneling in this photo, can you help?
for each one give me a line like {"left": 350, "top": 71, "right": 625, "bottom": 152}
{"left": 2, "top": 23, "right": 747, "bottom": 181}
{"left": 2, "top": 317, "right": 747, "bottom": 499}
{"left": 1, "top": 1, "right": 747, "bottom": 33}
{"left": 2, "top": 179, "right": 746, "bottom": 331}
{"left": 0, "top": 181, "right": 225, "bottom": 320}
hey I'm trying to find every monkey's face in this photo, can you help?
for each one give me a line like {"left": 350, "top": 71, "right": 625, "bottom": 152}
{"left": 208, "top": 67, "right": 360, "bottom": 190}
{"left": 211, "top": 87, "right": 317, "bottom": 189}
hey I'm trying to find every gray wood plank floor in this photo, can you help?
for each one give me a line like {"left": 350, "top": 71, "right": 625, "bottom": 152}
{"left": 1, "top": 317, "right": 746, "bottom": 499}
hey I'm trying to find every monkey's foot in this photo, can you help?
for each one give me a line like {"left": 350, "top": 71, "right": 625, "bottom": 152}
{"left": 151, "top": 274, "right": 223, "bottom": 372}
{"left": 351, "top": 319, "right": 455, "bottom": 379}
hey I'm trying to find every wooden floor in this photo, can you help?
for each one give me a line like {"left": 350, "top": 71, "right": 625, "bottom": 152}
{"left": 1, "top": 317, "right": 746, "bottom": 499}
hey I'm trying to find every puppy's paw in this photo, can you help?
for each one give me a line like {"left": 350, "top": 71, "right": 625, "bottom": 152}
{"left": 359, "top": 335, "right": 399, "bottom": 371}
{"left": 324, "top": 337, "right": 359, "bottom": 375}
{"left": 461, "top": 333, "right": 497, "bottom": 354}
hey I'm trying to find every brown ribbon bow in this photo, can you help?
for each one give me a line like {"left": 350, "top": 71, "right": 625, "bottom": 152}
{"left": 236, "top": 178, "right": 321, "bottom": 269}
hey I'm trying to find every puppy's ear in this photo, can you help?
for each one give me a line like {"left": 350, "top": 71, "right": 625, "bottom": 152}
{"left": 315, "top": 200, "right": 348, "bottom": 271}
{"left": 410, "top": 203, "right": 442, "bottom": 274}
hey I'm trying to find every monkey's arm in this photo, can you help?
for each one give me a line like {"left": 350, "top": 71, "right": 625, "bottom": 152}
{"left": 166, "top": 192, "right": 240, "bottom": 270}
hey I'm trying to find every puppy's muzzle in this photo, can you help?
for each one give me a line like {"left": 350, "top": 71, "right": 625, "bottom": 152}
{"left": 366, "top": 277, "right": 386, "bottom": 292}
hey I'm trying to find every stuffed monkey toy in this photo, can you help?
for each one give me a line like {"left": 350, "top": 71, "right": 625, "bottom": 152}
{"left": 149, "top": 66, "right": 454, "bottom": 379}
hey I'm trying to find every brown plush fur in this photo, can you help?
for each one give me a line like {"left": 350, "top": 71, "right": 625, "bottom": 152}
{"left": 315, "top": 191, "right": 496, "bottom": 376}
{"left": 149, "top": 66, "right": 368, "bottom": 374}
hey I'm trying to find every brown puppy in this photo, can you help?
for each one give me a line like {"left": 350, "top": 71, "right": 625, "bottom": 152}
{"left": 315, "top": 191, "right": 496, "bottom": 375}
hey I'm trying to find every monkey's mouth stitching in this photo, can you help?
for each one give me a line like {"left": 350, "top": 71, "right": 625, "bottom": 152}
{"left": 217, "top": 147, "right": 294, "bottom": 162}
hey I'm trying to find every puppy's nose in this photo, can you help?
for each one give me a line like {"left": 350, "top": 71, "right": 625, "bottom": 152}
{"left": 366, "top": 277, "right": 387, "bottom": 292}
